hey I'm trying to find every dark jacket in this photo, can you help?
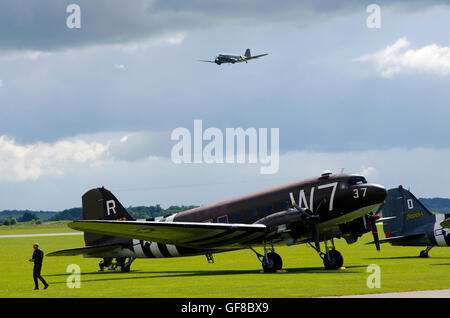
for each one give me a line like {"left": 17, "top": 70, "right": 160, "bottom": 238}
{"left": 32, "top": 249, "right": 44, "bottom": 265}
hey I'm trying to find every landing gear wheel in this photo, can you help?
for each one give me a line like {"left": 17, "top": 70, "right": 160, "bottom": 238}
{"left": 323, "top": 249, "right": 344, "bottom": 270}
{"left": 121, "top": 263, "right": 131, "bottom": 272}
{"left": 119, "top": 257, "right": 136, "bottom": 272}
{"left": 99, "top": 258, "right": 112, "bottom": 271}
{"left": 262, "top": 252, "right": 283, "bottom": 273}
{"left": 419, "top": 246, "right": 433, "bottom": 258}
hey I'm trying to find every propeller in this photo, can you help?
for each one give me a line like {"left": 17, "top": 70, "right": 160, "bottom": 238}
{"left": 198, "top": 60, "right": 216, "bottom": 63}
{"left": 365, "top": 203, "right": 384, "bottom": 251}
{"left": 289, "top": 193, "right": 322, "bottom": 253}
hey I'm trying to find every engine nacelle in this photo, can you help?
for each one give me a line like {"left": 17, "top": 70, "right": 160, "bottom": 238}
{"left": 254, "top": 209, "right": 308, "bottom": 245}
{"left": 338, "top": 216, "right": 369, "bottom": 244}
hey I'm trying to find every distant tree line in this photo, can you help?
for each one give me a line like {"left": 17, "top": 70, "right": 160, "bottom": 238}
{"left": 1, "top": 212, "right": 43, "bottom": 225}
{"left": 127, "top": 205, "right": 198, "bottom": 220}
{"left": 47, "top": 205, "right": 198, "bottom": 221}
{"left": 0, "top": 205, "right": 198, "bottom": 225}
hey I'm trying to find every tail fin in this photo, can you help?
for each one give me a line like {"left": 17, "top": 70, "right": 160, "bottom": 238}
{"left": 244, "top": 48, "right": 251, "bottom": 58}
{"left": 82, "top": 187, "right": 134, "bottom": 246}
{"left": 382, "top": 186, "right": 435, "bottom": 237}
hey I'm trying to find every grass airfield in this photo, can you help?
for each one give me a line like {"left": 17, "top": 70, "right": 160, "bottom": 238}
{"left": 1, "top": 223, "right": 450, "bottom": 298}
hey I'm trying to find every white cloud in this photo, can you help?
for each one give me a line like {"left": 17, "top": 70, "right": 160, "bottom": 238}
{"left": 359, "top": 166, "right": 378, "bottom": 179}
{"left": 114, "top": 64, "right": 126, "bottom": 70}
{"left": 0, "top": 49, "right": 52, "bottom": 61}
{"left": 354, "top": 37, "right": 450, "bottom": 78}
{"left": 116, "top": 33, "right": 186, "bottom": 54}
{"left": 2, "top": 132, "right": 450, "bottom": 210}
{"left": 0, "top": 130, "right": 173, "bottom": 183}
{"left": 0, "top": 136, "right": 108, "bottom": 181}
{"left": 4, "top": 129, "right": 450, "bottom": 209}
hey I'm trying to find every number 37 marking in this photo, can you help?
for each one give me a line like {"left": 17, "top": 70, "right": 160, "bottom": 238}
{"left": 353, "top": 188, "right": 367, "bottom": 199}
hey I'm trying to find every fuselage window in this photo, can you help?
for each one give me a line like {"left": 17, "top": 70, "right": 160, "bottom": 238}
{"left": 217, "top": 215, "right": 228, "bottom": 223}
{"left": 233, "top": 213, "right": 243, "bottom": 221}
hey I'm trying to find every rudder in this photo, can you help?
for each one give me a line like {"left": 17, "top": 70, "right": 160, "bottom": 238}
{"left": 382, "top": 186, "right": 435, "bottom": 237}
{"left": 82, "top": 187, "right": 134, "bottom": 246}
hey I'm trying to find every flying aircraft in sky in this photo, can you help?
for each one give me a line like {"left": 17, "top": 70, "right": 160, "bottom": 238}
{"left": 367, "top": 186, "right": 450, "bottom": 258}
{"left": 199, "top": 48, "right": 268, "bottom": 65}
{"left": 48, "top": 172, "right": 387, "bottom": 272}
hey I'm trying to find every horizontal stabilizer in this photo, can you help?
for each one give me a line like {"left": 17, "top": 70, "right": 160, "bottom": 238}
{"left": 366, "top": 233, "right": 424, "bottom": 245}
{"left": 47, "top": 243, "right": 122, "bottom": 256}
{"left": 376, "top": 216, "right": 397, "bottom": 223}
{"left": 69, "top": 220, "right": 267, "bottom": 250}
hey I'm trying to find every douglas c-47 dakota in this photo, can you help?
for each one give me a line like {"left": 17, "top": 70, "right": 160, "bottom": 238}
{"left": 48, "top": 171, "right": 387, "bottom": 272}
{"left": 199, "top": 48, "right": 268, "bottom": 65}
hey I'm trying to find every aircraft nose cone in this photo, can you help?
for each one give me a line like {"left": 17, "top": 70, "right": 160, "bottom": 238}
{"left": 370, "top": 184, "right": 387, "bottom": 203}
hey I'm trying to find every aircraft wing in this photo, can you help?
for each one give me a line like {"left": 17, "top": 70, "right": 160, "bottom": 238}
{"left": 441, "top": 218, "right": 450, "bottom": 228}
{"left": 243, "top": 53, "right": 268, "bottom": 61}
{"left": 69, "top": 220, "right": 268, "bottom": 250}
{"left": 366, "top": 233, "right": 425, "bottom": 245}
{"left": 47, "top": 243, "right": 123, "bottom": 256}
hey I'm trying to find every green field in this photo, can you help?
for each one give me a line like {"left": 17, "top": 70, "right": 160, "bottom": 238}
{"left": 0, "top": 222, "right": 77, "bottom": 235}
{"left": 1, "top": 223, "right": 450, "bottom": 298}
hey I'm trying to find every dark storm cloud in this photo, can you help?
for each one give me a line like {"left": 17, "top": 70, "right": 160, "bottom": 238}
{"left": 0, "top": 0, "right": 447, "bottom": 53}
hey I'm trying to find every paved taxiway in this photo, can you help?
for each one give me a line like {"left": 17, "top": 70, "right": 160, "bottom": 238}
{"left": 0, "top": 233, "right": 83, "bottom": 238}
{"left": 326, "top": 289, "right": 450, "bottom": 298}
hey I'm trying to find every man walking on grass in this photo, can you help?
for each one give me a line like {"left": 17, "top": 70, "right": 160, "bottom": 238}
{"left": 29, "top": 242, "right": 49, "bottom": 290}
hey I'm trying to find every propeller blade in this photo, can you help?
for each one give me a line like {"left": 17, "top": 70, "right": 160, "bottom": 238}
{"left": 198, "top": 60, "right": 215, "bottom": 63}
{"left": 289, "top": 193, "right": 321, "bottom": 252}
{"left": 292, "top": 203, "right": 312, "bottom": 218}
{"left": 310, "top": 221, "right": 321, "bottom": 253}
{"left": 367, "top": 215, "right": 381, "bottom": 251}
{"left": 371, "top": 224, "right": 380, "bottom": 251}
{"left": 373, "top": 203, "right": 384, "bottom": 215}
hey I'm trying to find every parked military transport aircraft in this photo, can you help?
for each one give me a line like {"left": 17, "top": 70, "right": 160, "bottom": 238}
{"left": 199, "top": 48, "right": 268, "bottom": 65}
{"left": 368, "top": 186, "right": 450, "bottom": 257}
{"left": 48, "top": 172, "right": 387, "bottom": 272}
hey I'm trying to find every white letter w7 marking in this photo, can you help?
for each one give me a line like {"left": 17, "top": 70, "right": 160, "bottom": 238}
{"left": 317, "top": 182, "right": 338, "bottom": 211}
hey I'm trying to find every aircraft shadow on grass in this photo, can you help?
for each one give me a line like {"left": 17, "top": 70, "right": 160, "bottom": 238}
{"left": 364, "top": 256, "right": 450, "bottom": 260}
{"left": 45, "top": 265, "right": 366, "bottom": 285}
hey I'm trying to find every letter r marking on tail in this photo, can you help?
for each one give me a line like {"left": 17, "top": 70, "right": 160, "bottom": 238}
{"left": 106, "top": 200, "right": 117, "bottom": 216}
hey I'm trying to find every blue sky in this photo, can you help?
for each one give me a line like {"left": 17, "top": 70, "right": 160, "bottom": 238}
{"left": 0, "top": 1, "right": 450, "bottom": 210}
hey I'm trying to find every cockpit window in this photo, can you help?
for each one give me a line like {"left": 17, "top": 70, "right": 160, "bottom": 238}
{"left": 348, "top": 177, "right": 367, "bottom": 186}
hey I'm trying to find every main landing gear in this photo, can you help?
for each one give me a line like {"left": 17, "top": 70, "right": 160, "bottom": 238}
{"left": 310, "top": 238, "right": 344, "bottom": 270}
{"left": 250, "top": 239, "right": 344, "bottom": 272}
{"left": 99, "top": 257, "right": 136, "bottom": 272}
{"left": 250, "top": 241, "right": 283, "bottom": 273}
